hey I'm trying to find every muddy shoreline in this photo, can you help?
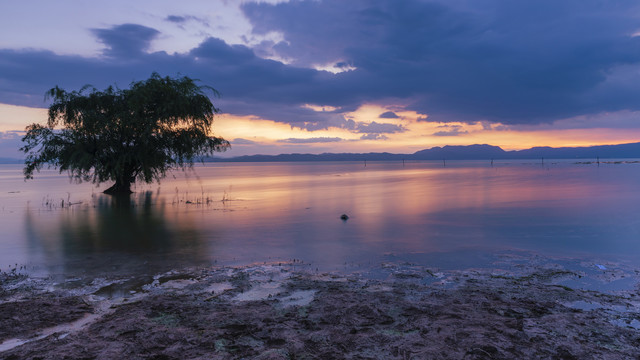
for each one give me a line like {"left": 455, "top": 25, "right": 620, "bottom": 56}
{"left": 1, "top": 256, "right": 640, "bottom": 359}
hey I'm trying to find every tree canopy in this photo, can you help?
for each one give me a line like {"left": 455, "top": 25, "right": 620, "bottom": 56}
{"left": 21, "top": 73, "right": 230, "bottom": 194}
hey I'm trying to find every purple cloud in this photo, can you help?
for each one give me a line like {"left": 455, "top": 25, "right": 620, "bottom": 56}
{"left": 2, "top": 0, "right": 640, "bottom": 132}
{"left": 92, "top": 24, "right": 160, "bottom": 58}
{"left": 379, "top": 111, "right": 399, "bottom": 119}
{"left": 242, "top": 0, "right": 640, "bottom": 124}
{"left": 432, "top": 125, "right": 468, "bottom": 137}
{"left": 356, "top": 121, "right": 405, "bottom": 134}
{"left": 360, "top": 134, "right": 388, "bottom": 140}
{"left": 278, "top": 137, "right": 343, "bottom": 143}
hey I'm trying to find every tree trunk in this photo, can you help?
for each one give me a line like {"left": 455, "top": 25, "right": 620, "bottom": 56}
{"left": 103, "top": 178, "right": 133, "bottom": 195}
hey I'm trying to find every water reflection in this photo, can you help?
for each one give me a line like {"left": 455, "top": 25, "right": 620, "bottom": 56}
{"left": 24, "top": 192, "right": 211, "bottom": 276}
{"left": 3, "top": 161, "right": 640, "bottom": 277}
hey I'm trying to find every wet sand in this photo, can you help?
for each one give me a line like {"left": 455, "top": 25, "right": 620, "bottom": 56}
{"left": 1, "top": 255, "right": 640, "bottom": 359}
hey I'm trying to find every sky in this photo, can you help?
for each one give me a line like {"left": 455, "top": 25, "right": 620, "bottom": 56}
{"left": 1, "top": 0, "right": 640, "bottom": 158}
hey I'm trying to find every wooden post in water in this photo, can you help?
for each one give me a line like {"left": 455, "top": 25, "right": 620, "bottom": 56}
{"left": 597, "top": 156, "right": 600, "bottom": 166}
{"left": 364, "top": 159, "right": 367, "bottom": 167}
{"left": 402, "top": 159, "right": 405, "bottom": 167}
{"left": 491, "top": 158, "right": 494, "bottom": 167}
{"left": 443, "top": 159, "right": 446, "bottom": 167}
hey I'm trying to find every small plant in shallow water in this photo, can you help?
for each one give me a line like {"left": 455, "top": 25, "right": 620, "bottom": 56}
{"left": 0, "top": 264, "right": 28, "bottom": 283}
{"left": 176, "top": 190, "right": 217, "bottom": 206}
{"left": 40, "top": 193, "right": 83, "bottom": 210}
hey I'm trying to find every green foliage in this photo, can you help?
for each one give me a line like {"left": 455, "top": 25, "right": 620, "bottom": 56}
{"left": 21, "top": 73, "right": 230, "bottom": 194}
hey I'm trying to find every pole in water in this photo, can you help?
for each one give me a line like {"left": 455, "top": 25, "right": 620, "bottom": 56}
{"left": 443, "top": 159, "right": 446, "bottom": 167}
{"left": 364, "top": 160, "right": 367, "bottom": 167}
{"left": 491, "top": 158, "right": 494, "bottom": 167}
{"left": 402, "top": 159, "right": 405, "bottom": 167}
{"left": 597, "top": 156, "right": 600, "bottom": 166}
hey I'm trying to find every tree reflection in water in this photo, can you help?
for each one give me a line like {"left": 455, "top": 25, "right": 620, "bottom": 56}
{"left": 24, "top": 191, "right": 209, "bottom": 277}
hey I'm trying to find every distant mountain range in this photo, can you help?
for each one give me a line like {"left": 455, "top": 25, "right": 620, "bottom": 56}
{"left": 207, "top": 142, "right": 640, "bottom": 162}
{"left": 2, "top": 142, "right": 639, "bottom": 164}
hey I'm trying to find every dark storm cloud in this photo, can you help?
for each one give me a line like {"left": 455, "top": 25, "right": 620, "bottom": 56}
{"left": 0, "top": 26, "right": 333, "bottom": 128}
{"left": 0, "top": 48, "right": 122, "bottom": 107}
{"left": 185, "top": 37, "right": 356, "bottom": 125}
{"left": 379, "top": 111, "right": 399, "bottom": 119}
{"left": 242, "top": 0, "right": 640, "bottom": 125}
{"left": 2, "top": 0, "right": 640, "bottom": 130}
{"left": 92, "top": 24, "right": 160, "bottom": 58}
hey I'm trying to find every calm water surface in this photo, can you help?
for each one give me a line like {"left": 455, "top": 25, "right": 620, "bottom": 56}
{"left": 1, "top": 160, "right": 639, "bottom": 277}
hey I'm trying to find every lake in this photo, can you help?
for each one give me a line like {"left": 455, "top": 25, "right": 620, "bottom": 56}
{"left": 1, "top": 160, "right": 639, "bottom": 278}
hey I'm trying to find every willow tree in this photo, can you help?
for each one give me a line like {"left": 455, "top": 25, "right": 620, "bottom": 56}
{"left": 21, "top": 73, "right": 230, "bottom": 194}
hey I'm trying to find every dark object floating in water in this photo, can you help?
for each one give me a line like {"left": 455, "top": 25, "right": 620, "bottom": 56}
{"left": 340, "top": 214, "right": 349, "bottom": 221}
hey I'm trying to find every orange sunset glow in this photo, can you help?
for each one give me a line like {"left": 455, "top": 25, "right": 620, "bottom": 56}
{"left": 3, "top": 102, "right": 639, "bottom": 159}
{"left": 1, "top": 0, "right": 640, "bottom": 161}
{"left": 212, "top": 103, "right": 640, "bottom": 157}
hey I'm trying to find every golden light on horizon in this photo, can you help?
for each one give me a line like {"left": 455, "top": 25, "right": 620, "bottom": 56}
{"left": 1, "top": 102, "right": 639, "bottom": 158}
{"left": 212, "top": 103, "right": 640, "bottom": 156}
{"left": 0, "top": 103, "right": 47, "bottom": 132}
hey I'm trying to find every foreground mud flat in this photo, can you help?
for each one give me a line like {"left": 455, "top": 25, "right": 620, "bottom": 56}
{"left": 1, "top": 255, "right": 640, "bottom": 359}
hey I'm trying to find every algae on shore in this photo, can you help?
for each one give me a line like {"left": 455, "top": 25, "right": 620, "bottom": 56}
{"left": 1, "top": 259, "right": 639, "bottom": 359}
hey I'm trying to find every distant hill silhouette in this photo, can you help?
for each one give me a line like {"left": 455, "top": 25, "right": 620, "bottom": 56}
{"left": 3, "top": 142, "right": 640, "bottom": 164}
{"left": 412, "top": 144, "right": 507, "bottom": 160}
{"left": 509, "top": 142, "right": 640, "bottom": 159}
{"left": 207, "top": 142, "right": 640, "bottom": 162}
